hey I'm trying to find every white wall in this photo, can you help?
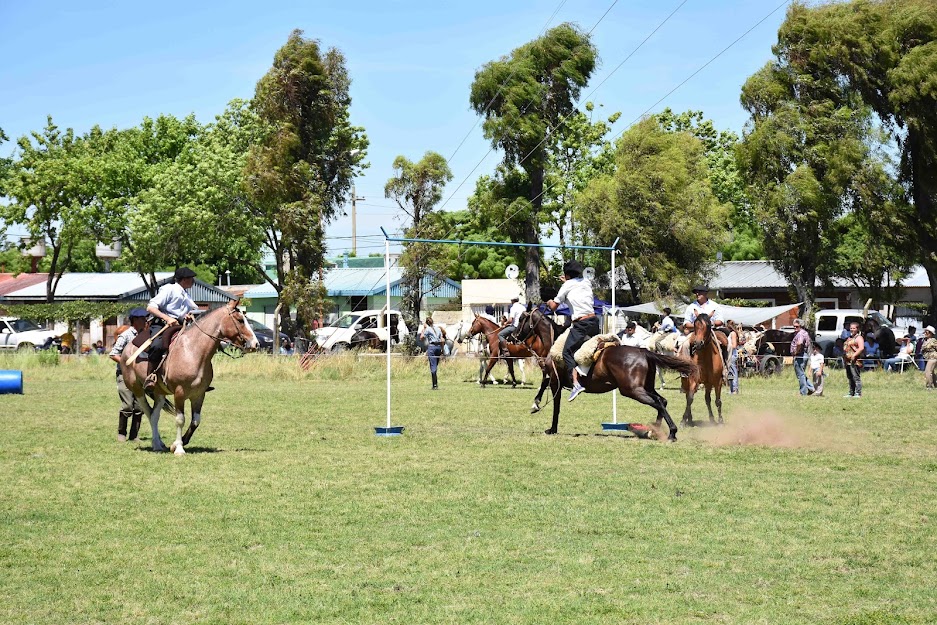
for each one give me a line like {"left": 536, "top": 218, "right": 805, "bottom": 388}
{"left": 461, "top": 279, "right": 525, "bottom": 323}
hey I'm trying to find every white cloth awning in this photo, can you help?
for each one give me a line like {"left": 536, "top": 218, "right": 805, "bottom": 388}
{"left": 612, "top": 302, "right": 802, "bottom": 327}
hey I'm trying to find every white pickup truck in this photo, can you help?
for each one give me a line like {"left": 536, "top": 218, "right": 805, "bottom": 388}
{"left": 314, "top": 309, "right": 409, "bottom": 352}
{"left": 0, "top": 317, "right": 59, "bottom": 351}
{"left": 813, "top": 309, "right": 897, "bottom": 357}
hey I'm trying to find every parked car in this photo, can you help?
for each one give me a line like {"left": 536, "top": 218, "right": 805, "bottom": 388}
{"left": 0, "top": 317, "right": 60, "bottom": 351}
{"left": 246, "top": 318, "right": 291, "bottom": 352}
{"left": 313, "top": 310, "right": 409, "bottom": 352}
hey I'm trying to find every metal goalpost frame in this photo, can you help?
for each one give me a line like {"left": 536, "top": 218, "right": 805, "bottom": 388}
{"left": 376, "top": 227, "right": 621, "bottom": 436}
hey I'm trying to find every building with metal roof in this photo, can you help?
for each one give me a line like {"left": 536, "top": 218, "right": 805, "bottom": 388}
{"left": 0, "top": 272, "right": 234, "bottom": 306}
{"left": 243, "top": 267, "right": 461, "bottom": 328}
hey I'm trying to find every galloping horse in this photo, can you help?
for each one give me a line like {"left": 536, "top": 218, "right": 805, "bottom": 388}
{"left": 681, "top": 312, "right": 724, "bottom": 426}
{"left": 463, "top": 315, "right": 532, "bottom": 387}
{"left": 121, "top": 299, "right": 259, "bottom": 455}
{"left": 516, "top": 309, "right": 697, "bottom": 441}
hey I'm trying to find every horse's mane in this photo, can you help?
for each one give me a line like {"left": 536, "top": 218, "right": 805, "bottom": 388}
{"left": 534, "top": 309, "right": 569, "bottom": 337}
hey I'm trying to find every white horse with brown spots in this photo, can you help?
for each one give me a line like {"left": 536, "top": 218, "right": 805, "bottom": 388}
{"left": 120, "top": 299, "right": 259, "bottom": 455}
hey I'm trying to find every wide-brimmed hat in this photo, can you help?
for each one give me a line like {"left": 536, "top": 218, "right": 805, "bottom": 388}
{"left": 692, "top": 285, "right": 709, "bottom": 294}
{"left": 174, "top": 266, "right": 197, "bottom": 281}
{"left": 128, "top": 308, "right": 148, "bottom": 318}
{"left": 926, "top": 325, "right": 936, "bottom": 335}
{"left": 562, "top": 260, "right": 583, "bottom": 278}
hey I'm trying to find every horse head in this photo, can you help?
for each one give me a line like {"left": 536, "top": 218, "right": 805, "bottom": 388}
{"left": 220, "top": 299, "right": 260, "bottom": 351}
{"left": 689, "top": 312, "right": 714, "bottom": 357}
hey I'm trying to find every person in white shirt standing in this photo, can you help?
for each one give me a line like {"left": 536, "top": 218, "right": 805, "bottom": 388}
{"left": 546, "top": 260, "right": 599, "bottom": 402}
{"left": 138, "top": 266, "right": 201, "bottom": 390}
{"left": 109, "top": 308, "right": 149, "bottom": 441}
{"left": 497, "top": 296, "right": 526, "bottom": 356}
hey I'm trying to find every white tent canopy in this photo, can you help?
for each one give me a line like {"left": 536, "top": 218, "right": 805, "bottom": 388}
{"left": 613, "top": 302, "right": 802, "bottom": 328}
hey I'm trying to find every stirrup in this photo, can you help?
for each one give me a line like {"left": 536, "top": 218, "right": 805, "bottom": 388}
{"left": 144, "top": 373, "right": 158, "bottom": 389}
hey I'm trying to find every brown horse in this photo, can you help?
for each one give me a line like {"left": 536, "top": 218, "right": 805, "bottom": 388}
{"left": 121, "top": 299, "right": 259, "bottom": 455}
{"left": 463, "top": 314, "right": 534, "bottom": 387}
{"left": 681, "top": 312, "right": 724, "bottom": 425}
{"left": 516, "top": 309, "right": 697, "bottom": 441}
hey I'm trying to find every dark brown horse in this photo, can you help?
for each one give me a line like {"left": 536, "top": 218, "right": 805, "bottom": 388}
{"left": 463, "top": 315, "right": 534, "bottom": 387}
{"left": 681, "top": 312, "right": 724, "bottom": 425}
{"left": 515, "top": 309, "right": 697, "bottom": 441}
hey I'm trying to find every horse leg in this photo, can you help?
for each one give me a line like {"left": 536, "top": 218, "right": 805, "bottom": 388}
{"left": 182, "top": 394, "right": 204, "bottom": 446}
{"left": 169, "top": 388, "right": 187, "bottom": 456}
{"left": 545, "top": 373, "right": 562, "bottom": 435}
{"left": 627, "top": 386, "right": 678, "bottom": 441}
{"left": 482, "top": 356, "right": 499, "bottom": 386}
{"left": 506, "top": 358, "right": 518, "bottom": 388}
{"left": 682, "top": 381, "right": 696, "bottom": 427}
{"left": 705, "top": 386, "right": 716, "bottom": 423}
{"left": 715, "top": 384, "right": 724, "bottom": 424}
{"left": 519, "top": 359, "right": 527, "bottom": 385}
{"left": 143, "top": 394, "right": 167, "bottom": 452}
{"left": 658, "top": 366, "right": 666, "bottom": 390}
{"left": 531, "top": 372, "right": 550, "bottom": 413}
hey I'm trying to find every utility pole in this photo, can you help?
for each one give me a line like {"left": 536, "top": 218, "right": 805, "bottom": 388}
{"left": 351, "top": 183, "right": 365, "bottom": 255}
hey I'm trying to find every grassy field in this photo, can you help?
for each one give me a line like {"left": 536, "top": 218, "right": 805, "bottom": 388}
{"left": 1, "top": 351, "right": 936, "bottom": 624}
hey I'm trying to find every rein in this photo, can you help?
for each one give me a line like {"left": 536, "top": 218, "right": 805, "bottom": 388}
{"left": 189, "top": 308, "right": 250, "bottom": 358}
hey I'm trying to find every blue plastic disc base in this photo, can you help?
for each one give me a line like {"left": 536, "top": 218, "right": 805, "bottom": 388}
{"left": 375, "top": 426, "right": 405, "bottom": 436}
{"left": 601, "top": 422, "right": 632, "bottom": 431}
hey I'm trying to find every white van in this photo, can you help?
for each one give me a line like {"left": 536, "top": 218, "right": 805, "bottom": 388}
{"left": 314, "top": 310, "right": 409, "bottom": 351}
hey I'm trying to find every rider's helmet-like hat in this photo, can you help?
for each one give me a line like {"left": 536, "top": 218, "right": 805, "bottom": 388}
{"left": 562, "top": 260, "right": 583, "bottom": 279}
{"left": 128, "top": 308, "right": 148, "bottom": 318}
{"left": 485, "top": 304, "right": 495, "bottom": 315}
{"left": 174, "top": 266, "right": 197, "bottom": 281}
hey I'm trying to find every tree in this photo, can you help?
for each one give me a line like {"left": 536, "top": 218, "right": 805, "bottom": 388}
{"left": 1, "top": 118, "right": 101, "bottom": 301}
{"left": 738, "top": 15, "right": 899, "bottom": 318}
{"left": 655, "top": 108, "right": 762, "bottom": 260}
{"left": 470, "top": 23, "right": 597, "bottom": 303}
{"left": 384, "top": 151, "right": 452, "bottom": 323}
{"left": 246, "top": 29, "right": 367, "bottom": 329}
{"left": 543, "top": 102, "right": 620, "bottom": 253}
{"left": 127, "top": 102, "right": 265, "bottom": 290}
{"left": 575, "top": 117, "right": 729, "bottom": 302}
{"left": 774, "top": 0, "right": 937, "bottom": 321}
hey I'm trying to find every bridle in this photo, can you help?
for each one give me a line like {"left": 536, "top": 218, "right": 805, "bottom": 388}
{"left": 190, "top": 307, "right": 253, "bottom": 353}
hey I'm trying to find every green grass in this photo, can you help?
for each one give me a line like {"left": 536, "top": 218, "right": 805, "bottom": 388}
{"left": 1, "top": 352, "right": 935, "bottom": 624}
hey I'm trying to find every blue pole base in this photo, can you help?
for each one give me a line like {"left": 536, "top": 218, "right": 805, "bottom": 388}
{"left": 601, "top": 422, "right": 631, "bottom": 431}
{"left": 0, "top": 370, "right": 24, "bottom": 394}
{"left": 375, "top": 426, "right": 405, "bottom": 436}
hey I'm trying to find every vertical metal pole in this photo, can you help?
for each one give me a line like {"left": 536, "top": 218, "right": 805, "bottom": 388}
{"left": 352, "top": 183, "right": 358, "bottom": 256}
{"left": 611, "top": 248, "right": 617, "bottom": 424}
{"left": 385, "top": 240, "right": 392, "bottom": 429}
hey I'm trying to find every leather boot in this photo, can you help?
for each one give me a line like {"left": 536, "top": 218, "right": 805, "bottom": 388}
{"left": 431, "top": 372, "right": 438, "bottom": 390}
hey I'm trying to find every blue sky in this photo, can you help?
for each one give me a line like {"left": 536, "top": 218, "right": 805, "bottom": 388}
{"left": 0, "top": 0, "right": 790, "bottom": 259}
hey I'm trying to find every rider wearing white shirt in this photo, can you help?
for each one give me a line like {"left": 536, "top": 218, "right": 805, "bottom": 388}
{"left": 685, "top": 287, "right": 724, "bottom": 327}
{"left": 140, "top": 266, "right": 201, "bottom": 389}
{"left": 618, "top": 322, "right": 644, "bottom": 347}
{"left": 547, "top": 260, "right": 599, "bottom": 401}
{"left": 497, "top": 296, "right": 526, "bottom": 356}
{"left": 659, "top": 307, "right": 676, "bottom": 333}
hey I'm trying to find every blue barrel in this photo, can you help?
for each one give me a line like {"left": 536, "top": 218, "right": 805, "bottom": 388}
{"left": 0, "top": 370, "right": 24, "bottom": 394}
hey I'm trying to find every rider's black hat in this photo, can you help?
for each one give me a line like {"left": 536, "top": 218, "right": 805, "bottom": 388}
{"left": 692, "top": 285, "right": 709, "bottom": 294}
{"left": 128, "top": 308, "right": 148, "bottom": 318}
{"left": 174, "top": 267, "right": 197, "bottom": 281}
{"left": 562, "top": 260, "right": 583, "bottom": 279}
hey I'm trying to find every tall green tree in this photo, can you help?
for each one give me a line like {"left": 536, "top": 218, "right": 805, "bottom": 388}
{"left": 576, "top": 117, "right": 729, "bottom": 302}
{"left": 738, "top": 12, "right": 899, "bottom": 317}
{"left": 543, "top": 102, "right": 620, "bottom": 253}
{"left": 384, "top": 151, "right": 452, "bottom": 323}
{"left": 1, "top": 118, "right": 101, "bottom": 301}
{"left": 774, "top": 0, "right": 937, "bottom": 320}
{"left": 655, "top": 108, "right": 761, "bottom": 260}
{"left": 470, "top": 23, "right": 597, "bottom": 302}
{"left": 246, "top": 29, "right": 367, "bottom": 328}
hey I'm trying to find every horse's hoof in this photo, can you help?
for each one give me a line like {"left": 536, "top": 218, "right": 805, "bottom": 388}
{"left": 530, "top": 404, "right": 541, "bottom": 414}
{"left": 544, "top": 428, "right": 557, "bottom": 435}
{"left": 116, "top": 434, "right": 127, "bottom": 443}
{"left": 174, "top": 447, "right": 186, "bottom": 456}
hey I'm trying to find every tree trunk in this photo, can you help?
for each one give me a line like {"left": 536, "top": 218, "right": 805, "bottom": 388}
{"left": 526, "top": 167, "right": 544, "bottom": 303}
{"left": 907, "top": 128, "right": 937, "bottom": 325}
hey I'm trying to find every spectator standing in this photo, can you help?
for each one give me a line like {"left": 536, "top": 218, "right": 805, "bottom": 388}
{"left": 790, "top": 318, "right": 815, "bottom": 396}
{"left": 843, "top": 322, "right": 865, "bottom": 398}
{"left": 419, "top": 317, "right": 445, "bottom": 390}
{"left": 921, "top": 326, "right": 937, "bottom": 389}
{"left": 726, "top": 320, "right": 740, "bottom": 395}
{"left": 109, "top": 309, "right": 149, "bottom": 442}
{"left": 810, "top": 343, "right": 826, "bottom": 397}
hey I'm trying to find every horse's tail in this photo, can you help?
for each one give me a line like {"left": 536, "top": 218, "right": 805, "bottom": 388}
{"left": 646, "top": 351, "right": 699, "bottom": 378}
